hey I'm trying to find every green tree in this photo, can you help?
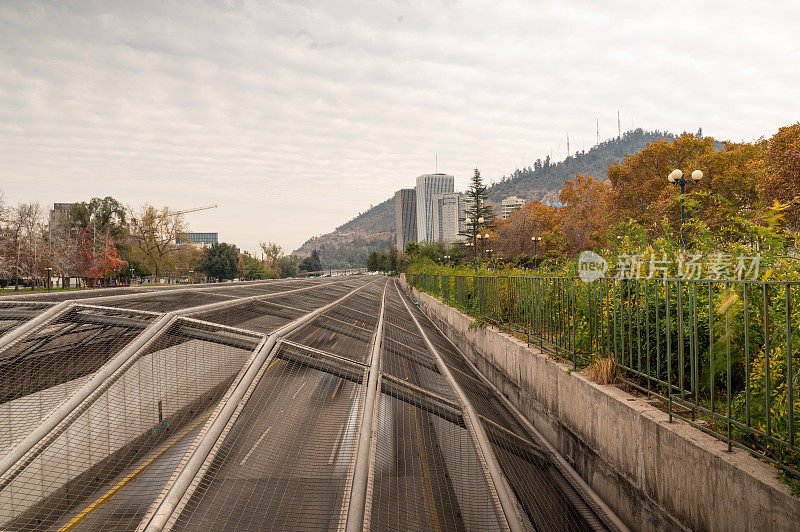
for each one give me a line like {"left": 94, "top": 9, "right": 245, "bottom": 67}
{"left": 128, "top": 204, "right": 186, "bottom": 279}
{"left": 258, "top": 241, "right": 283, "bottom": 274}
{"left": 367, "top": 248, "right": 395, "bottom": 272}
{"left": 239, "top": 252, "right": 271, "bottom": 280}
{"left": 277, "top": 255, "right": 299, "bottom": 278}
{"left": 387, "top": 243, "right": 398, "bottom": 272}
{"left": 196, "top": 243, "right": 239, "bottom": 282}
{"left": 69, "top": 197, "right": 128, "bottom": 240}
{"left": 461, "top": 168, "right": 495, "bottom": 241}
{"left": 366, "top": 251, "right": 380, "bottom": 271}
{"left": 299, "top": 249, "right": 323, "bottom": 272}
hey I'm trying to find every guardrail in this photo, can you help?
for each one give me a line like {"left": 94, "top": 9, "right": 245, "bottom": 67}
{"left": 408, "top": 272, "right": 800, "bottom": 480}
{"left": 297, "top": 268, "right": 367, "bottom": 277}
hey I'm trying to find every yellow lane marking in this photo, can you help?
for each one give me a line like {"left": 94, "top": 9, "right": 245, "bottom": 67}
{"left": 63, "top": 345, "right": 286, "bottom": 529}
{"left": 331, "top": 378, "right": 343, "bottom": 399}
{"left": 59, "top": 412, "right": 212, "bottom": 531}
{"left": 403, "top": 358, "right": 441, "bottom": 531}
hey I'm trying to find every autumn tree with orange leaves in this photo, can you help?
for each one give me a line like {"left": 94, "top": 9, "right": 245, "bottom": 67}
{"left": 88, "top": 242, "right": 127, "bottom": 285}
{"left": 492, "top": 202, "right": 562, "bottom": 261}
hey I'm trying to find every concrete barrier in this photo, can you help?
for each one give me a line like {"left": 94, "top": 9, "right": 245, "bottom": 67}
{"left": 402, "top": 277, "right": 800, "bottom": 532}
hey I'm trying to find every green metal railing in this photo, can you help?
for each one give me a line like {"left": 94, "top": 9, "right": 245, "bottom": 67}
{"left": 408, "top": 272, "right": 800, "bottom": 479}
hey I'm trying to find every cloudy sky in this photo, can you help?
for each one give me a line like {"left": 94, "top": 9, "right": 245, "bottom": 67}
{"left": 1, "top": 1, "right": 798, "bottom": 253}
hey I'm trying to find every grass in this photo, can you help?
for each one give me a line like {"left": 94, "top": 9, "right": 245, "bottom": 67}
{"left": 584, "top": 356, "right": 616, "bottom": 384}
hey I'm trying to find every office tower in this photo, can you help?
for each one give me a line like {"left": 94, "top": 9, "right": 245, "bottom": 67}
{"left": 432, "top": 193, "right": 463, "bottom": 243}
{"left": 415, "top": 173, "right": 454, "bottom": 242}
{"left": 394, "top": 189, "right": 417, "bottom": 249}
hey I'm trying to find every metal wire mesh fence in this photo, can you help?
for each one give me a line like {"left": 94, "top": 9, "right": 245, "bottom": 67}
{"left": 366, "top": 283, "right": 507, "bottom": 531}
{"left": 0, "top": 306, "right": 161, "bottom": 456}
{"left": 168, "top": 342, "right": 367, "bottom": 531}
{"left": 0, "top": 278, "right": 371, "bottom": 531}
{"left": 365, "top": 390, "right": 504, "bottom": 531}
{"left": 0, "top": 317, "right": 262, "bottom": 530}
{"left": 286, "top": 284, "right": 384, "bottom": 366}
{"left": 100, "top": 292, "right": 238, "bottom": 313}
{"left": 0, "top": 275, "right": 619, "bottom": 531}
{"left": 408, "top": 272, "right": 800, "bottom": 480}
{"left": 0, "top": 302, "right": 55, "bottom": 336}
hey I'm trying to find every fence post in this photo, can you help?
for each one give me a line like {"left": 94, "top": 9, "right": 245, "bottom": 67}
{"left": 666, "top": 279, "right": 673, "bottom": 423}
{"left": 726, "top": 282, "right": 732, "bottom": 452}
{"left": 786, "top": 283, "right": 793, "bottom": 449}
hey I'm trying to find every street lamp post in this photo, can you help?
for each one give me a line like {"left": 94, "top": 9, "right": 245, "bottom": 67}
{"left": 465, "top": 217, "right": 473, "bottom": 263}
{"left": 667, "top": 169, "right": 703, "bottom": 247}
{"left": 530, "top": 236, "right": 541, "bottom": 267}
{"left": 465, "top": 216, "right": 485, "bottom": 266}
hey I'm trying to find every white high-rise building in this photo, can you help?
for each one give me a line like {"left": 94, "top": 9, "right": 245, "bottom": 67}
{"left": 432, "top": 192, "right": 462, "bottom": 243}
{"left": 415, "top": 173, "right": 454, "bottom": 242}
{"left": 501, "top": 195, "right": 526, "bottom": 219}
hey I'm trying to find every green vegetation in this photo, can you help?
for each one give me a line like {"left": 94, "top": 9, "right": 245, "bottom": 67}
{"left": 195, "top": 243, "right": 239, "bottom": 282}
{"left": 299, "top": 249, "right": 323, "bottom": 273}
{"left": 461, "top": 168, "right": 495, "bottom": 240}
{"left": 366, "top": 244, "right": 398, "bottom": 272}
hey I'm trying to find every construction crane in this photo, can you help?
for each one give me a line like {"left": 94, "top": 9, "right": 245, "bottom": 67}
{"left": 176, "top": 204, "right": 218, "bottom": 215}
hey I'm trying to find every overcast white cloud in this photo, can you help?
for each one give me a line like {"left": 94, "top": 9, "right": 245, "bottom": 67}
{"left": 1, "top": 0, "right": 798, "bottom": 253}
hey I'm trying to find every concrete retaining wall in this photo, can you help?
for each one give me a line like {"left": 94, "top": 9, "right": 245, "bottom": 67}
{"left": 403, "top": 278, "right": 800, "bottom": 532}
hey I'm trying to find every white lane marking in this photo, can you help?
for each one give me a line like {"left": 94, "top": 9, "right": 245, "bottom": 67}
{"left": 290, "top": 382, "right": 307, "bottom": 400}
{"left": 239, "top": 427, "right": 272, "bottom": 466}
{"left": 328, "top": 426, "right": 344, "bottom": 465}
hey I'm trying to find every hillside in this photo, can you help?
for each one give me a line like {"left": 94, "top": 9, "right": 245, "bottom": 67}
{"left": 293, "top": 128, "right": 683, "bottom": 268}
{"left": 486, "top": 128, "right": 679, "bottom": 206}
{"left": 292, "top": 196, "right": 396, "bottom": 268}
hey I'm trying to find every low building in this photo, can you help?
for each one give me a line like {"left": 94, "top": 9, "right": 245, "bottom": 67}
{"left": 501, "top": 196, "right": 526, "bottom": 219}
{"left": 177, "top": 232, "right": 218, "bottom": 247}
{"left": 50, "top": 203, "right": 75, "bottom": 226}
